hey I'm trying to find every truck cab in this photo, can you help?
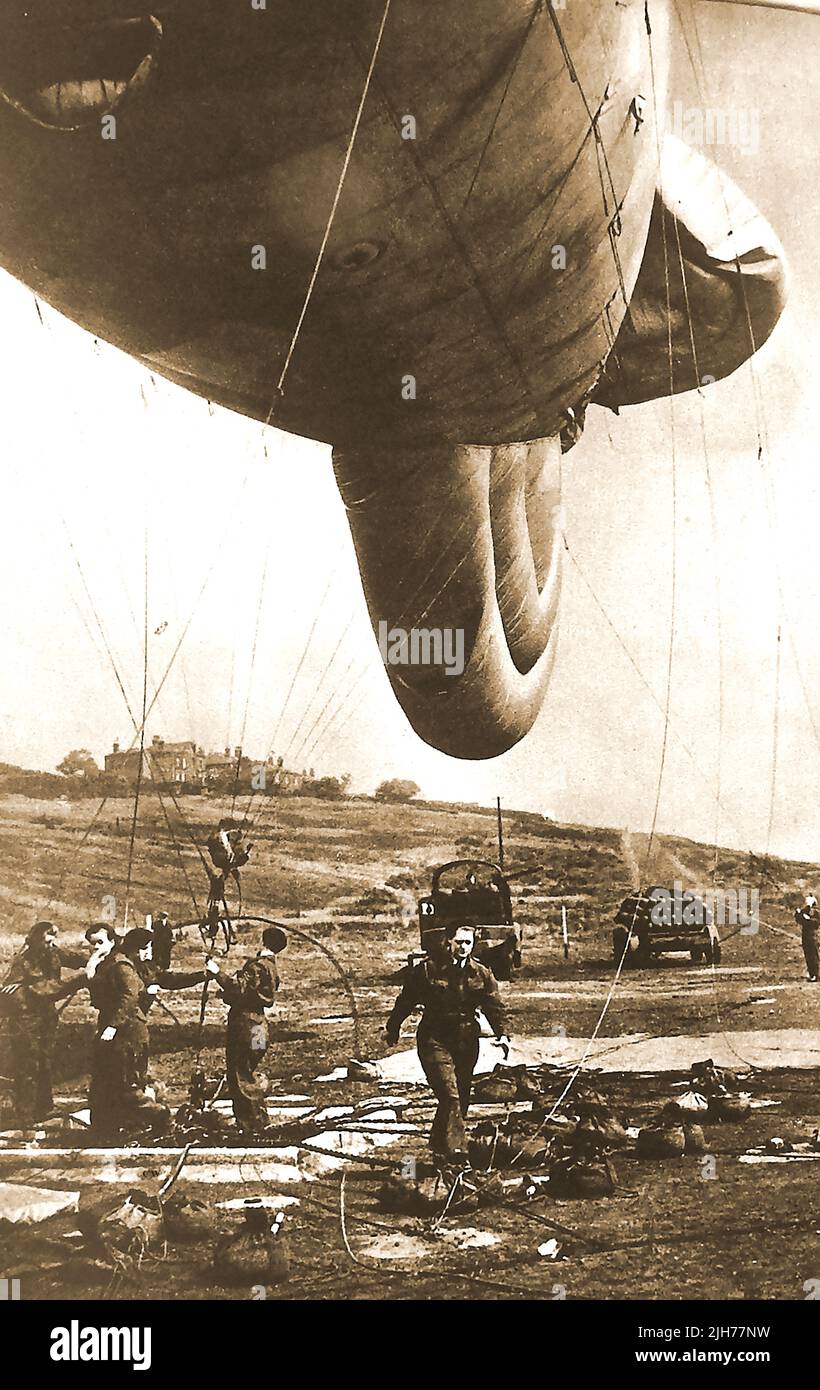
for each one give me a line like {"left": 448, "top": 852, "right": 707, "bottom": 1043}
{"left": 413, "top": 859, "right": 522, "bottom": 980}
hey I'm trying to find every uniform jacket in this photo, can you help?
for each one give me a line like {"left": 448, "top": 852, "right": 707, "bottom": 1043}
{"left": 0, "top": 945, "right": 88, "bottom": 1027}
{"left": 137, "top": 960, "right": 207, "bottom": 1013}
{"left": 795, "top": 907, "right": 820, "bottom": 942}
{"left": 387, "top": 955, "right": 507, "bottom": 1039}
{"left": 87, "top": 954, "right": 150, "bottom": 1040}
{"left": 217, "top": 953, "right": 280, "bottom": 1018}
{"left": 150, "top": 921, "right": 174, "bottom": 969}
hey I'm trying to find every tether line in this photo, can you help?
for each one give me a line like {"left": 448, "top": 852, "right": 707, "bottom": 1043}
{"left": 124, "top": 531, "right": 149, "bottom": 925}
{"left": 267, "top": 0, "right": 393, "bottom": 417}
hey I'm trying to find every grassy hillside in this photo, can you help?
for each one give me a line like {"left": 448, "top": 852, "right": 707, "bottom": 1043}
{"left": 0, "top": 789, "right": 815, "bottom": 942}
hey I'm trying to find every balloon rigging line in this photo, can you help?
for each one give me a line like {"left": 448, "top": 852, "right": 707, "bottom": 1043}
{"left": 359, "top": 0, "right": 548, "bottom": 370}
{"left": 246, "top": 647, "right": 362, "bottom": 839}
{"left": 240, "top": 556, "right": 344, "bottom": 831}
{"left": 267, "top": 0, "right": 394, "bottom": 417}
{"left": 280, "top": 611, "right": 357, "bottom": 766}
{"left": 677, "top": 0, "right": 791, "bottom": 874}
{"left": 53, "top": 445, "right": 257, "bottom": 889}
{"left": 230, "top": 554, "right": 269, "bottom": 818}
{"left": 643, "top": 5, "right": 678, "bottom": 871}
{"left": 460, "top": 0, "right": 547, "bottom": 214}
{"left": 344, "top": 10, "right": 544, "bottom": 427}
{"left": 301, "top": 661, "right": 370, "bottom": 771}
{"left": 668, "top": 206, "right": 726, "bottom": 880}
{"left": 124, "top": 531, "right": 150, "bottom": 925}
{"left": 304, "top": 673, "right": 369, "bottom": 768}
{"left": 59, "top": 538, "right": 214, "bottom": 919}
{"left": 545, "top": 0, "right": 630, "bottom": 306}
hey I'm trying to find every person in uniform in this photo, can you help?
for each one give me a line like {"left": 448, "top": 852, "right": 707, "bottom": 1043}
{"left": 84, "top": 922, "right": 119, "bottom": 961}
{"left": 86, "top": 926, "right": 206, "bottom": 1140}
{"left": 210, "top": 926, "right": 287, "bottom": 1136}
{"left": 207, "top": 819, "right": 252, "bottom": 883}
{"left": 201, "top": 891, "right": 237, "bottom": 951}
{"left": 796, "top": 894, "right": 820, "bottom": 982}
{"left": 0, "top": 921, "right": 101, "bottom": 1128}
{"left": 385, "top": 925, "right": 511, "bottom": 1166}
{"left": 149, "top": 909, "right": 174, "bottom": 972}
{"left": 205, "top": 821, "right": 251, "bottom": 947}
{"left": 138, "top": 927, "right": 206, "bottom": 1017}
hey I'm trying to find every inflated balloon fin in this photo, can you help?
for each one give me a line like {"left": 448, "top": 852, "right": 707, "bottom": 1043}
{"left": 333, "top": 436, "right": 563, "bottom": 759}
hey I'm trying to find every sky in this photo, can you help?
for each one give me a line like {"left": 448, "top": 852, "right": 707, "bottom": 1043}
{"left": 2, "top": 5, "right": 820, "bottom": 861}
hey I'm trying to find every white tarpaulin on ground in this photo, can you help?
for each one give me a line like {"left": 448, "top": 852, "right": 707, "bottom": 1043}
{"left": 372, "top": 1029, "right": 820, "bottom": 1084}
{"left": 0, "top": 1182, "right": 79, "bottom": 1224}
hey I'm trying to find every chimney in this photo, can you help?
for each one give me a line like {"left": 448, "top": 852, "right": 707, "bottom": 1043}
{"left": 234, "top": 745, "right": 242, "bottom": 759}
{"left": 224, "top": 747, "right": 230, "bottom": 758}
{"left": 152, "top": 735, "right": 163, "bottom": 747}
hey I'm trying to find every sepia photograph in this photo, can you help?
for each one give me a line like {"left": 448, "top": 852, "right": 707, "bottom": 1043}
{"left": 0, "top": 0, "right": 817, "bottom": 1354}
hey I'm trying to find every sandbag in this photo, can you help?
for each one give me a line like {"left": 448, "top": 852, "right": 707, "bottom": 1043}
{"left": 549, "top": 1155, "right": 615, "bottom": 1198}
{"left": 378, "top": 1171, "right": 445, "bottom": 1216}
{"left": 163, "top": 1193, "right": 222, "bottom": 1243}
{"left": 683, "top": 1123, "right": 707, "bottom": 1155}
{"left": 707, "top": 1093, "right": 751, "bottom": 1123}
{"left": 636, "top": 1123, "right": 686, "bottom": 1159}
{"left": 472, "top": 1066, "right": 520, "bottom": 1104}
{"left": 173, "top": 1104, "right": 232, "bottom": 1140}
{"left": 690, "top": 1060, "right": 739, "bottom": 1095}
{"left": 475, "top": 1171, "right": 529, "bottom": 1207}
{"left": 507, "top": 1066, "right": 543, "bottom": 1101}
{"left": 212, "top": 1208, "right": 289, "bottom": 1286}
{"left": 469, "top": 1133, "right": 521, "bottom": 1170}
{"left": 469, "top": 1130, "right": 551, "bottom": 1171}
{"left": 512, "top": 1135, "right": 553, "bottom": 1168}
{"left": 572, "top": 1106, "right": 629, "bottom": 1150}
{"left": 539, "top": 1117, "right": 578, "bottom": 1143}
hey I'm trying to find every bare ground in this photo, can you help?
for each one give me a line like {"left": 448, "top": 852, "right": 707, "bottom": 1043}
{"left": 0, "top": 794, "right": 818, "bottom": 1300}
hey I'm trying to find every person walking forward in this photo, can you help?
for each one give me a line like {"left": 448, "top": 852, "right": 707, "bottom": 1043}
{"left": 385, "top": 925, "right": 511, "bottom": 1166}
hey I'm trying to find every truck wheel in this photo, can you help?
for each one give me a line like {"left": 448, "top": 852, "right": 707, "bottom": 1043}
{"left": 690, "top": 947, "right": 702, "bottom": 964}
{"left": 613, "top": 928, "right": 629, "bottom": 965}
{"left": 703, "top": 938, "right": 721, "bottom": 966}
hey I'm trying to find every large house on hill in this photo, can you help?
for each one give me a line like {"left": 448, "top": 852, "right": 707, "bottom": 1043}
{"left": 105, "top": 736, "right": 204, "bottom": 788}
{"left": 104, "top": 737, "right": 305, "bottom": 795}
{"left": 203, "top": 747, "right": 252, "bottom": 791}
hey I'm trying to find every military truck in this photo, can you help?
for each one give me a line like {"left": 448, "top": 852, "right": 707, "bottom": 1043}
{"left": 613, "top": 885, "right": 721, "bottom": 967}
{"left": 412, "top": 859, "right": 523, "bottom": 980}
